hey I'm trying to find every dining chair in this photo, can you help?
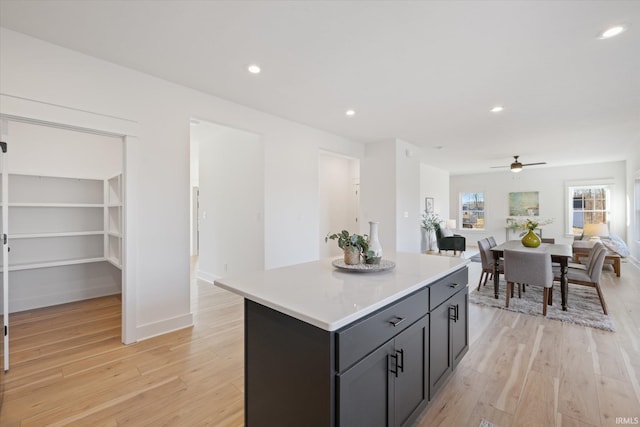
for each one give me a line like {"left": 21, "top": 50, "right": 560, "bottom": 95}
{"left": 487, "top": 236, "right": 497, "bottom": 247}
{"left": 504, "top": 249, "right": 554, "bottom": 315}
{"left": 555, "top": 244, "right": 608, "bottom": 314}
{"left": 541, "top": 238, "right": 559, "bottom": 269}
{"left": 477, "top": 238, "right": 503, "bottom": 291}
{"left": 568, "top": 241, "right": 605, "bottom": 271}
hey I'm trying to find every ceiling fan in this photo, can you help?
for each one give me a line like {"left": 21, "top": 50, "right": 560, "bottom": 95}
{"left": 491, "top": 155, "right": 547, "bottom": 173}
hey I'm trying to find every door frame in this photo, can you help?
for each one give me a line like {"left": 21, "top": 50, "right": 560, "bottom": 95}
{"left": 0, "top": 93, "right": 139, "bottom": 344}
{"left": 1, "top": 118, "right": 8, "bottom": 370}
{"left": 192, "top": 186, "right": 199, "bottom": 256}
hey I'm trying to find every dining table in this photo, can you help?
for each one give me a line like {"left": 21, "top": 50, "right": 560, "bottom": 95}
{"left": 491, "top": 240, "right": 573, "bottom": 311}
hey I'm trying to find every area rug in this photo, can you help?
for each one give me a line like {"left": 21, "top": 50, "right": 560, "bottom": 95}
{"left": 470, "top": 279, "right": 616, "bottom": 332}
{"left": 470, "top": 253, "right": 481, "bottom": 263}
{"left": 479, "top": 419, "right": 499, "bottom": 427}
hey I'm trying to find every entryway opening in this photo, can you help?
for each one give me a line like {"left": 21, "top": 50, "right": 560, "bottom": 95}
{"left": 189, "top": 118, "right": 264, "bottom": 292}
{"left": 318, "top": 151, "right": 360, "bottom": 259}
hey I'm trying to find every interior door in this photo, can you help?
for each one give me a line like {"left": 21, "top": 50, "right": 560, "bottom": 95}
{"left": 1, "top": 118, "right": 9, "bottom": 371}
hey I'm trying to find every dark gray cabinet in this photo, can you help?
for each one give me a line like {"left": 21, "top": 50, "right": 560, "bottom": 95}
{"left": 338, "top": 341, "right": 394, "bottom": 427}
{"left": 242, "top": 266, "right": 468, "bottom": 426}
{"left": 391, "top": 316, "right": 429, "bottom": 426}
{"left": 338, "top": 315, "right": 428, "bottom": 427}
{"left": 451, "top": 288, "right": 469, "bottom": 368}
{"left": 429, "top": 299, "right": 452, "bottom": 396}
{"left": 429, "top": 278, "right": 469, "bottom": 399}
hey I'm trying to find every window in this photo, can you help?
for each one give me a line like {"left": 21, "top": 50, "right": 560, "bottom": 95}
{"left": 460, "top": 192, "right": 484, "bottom": 230}
{"left": 568, "top": 185, "right": 610, "bottom": 235}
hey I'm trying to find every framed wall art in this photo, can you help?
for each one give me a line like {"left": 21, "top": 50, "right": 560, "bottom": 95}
{"left": 509, "top": 191, "right": 539, "bottom": 216}
{"left": 425, "top": 197, "right": 434, "bottom": 213}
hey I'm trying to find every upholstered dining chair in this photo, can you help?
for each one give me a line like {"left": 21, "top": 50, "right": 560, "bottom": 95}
{"left": 540, "top": 238, "right": 559, "bottom": 268}
{"left": 568, "top": 241, "right": 605, "bottom": 271}
{"left": 564, "top": 242, "right": 606, "bottom": 276}
{"left": 555, "top": 244, "right": 608, "bottom": 314}
{"left": 477, "top": 238, "right": 503, "bottom": 291}
{"left": 487, "top": 236, "right": 497, "bottom": 247}
{"left": 504, "top": 249, "right": 554, "bottom": 315}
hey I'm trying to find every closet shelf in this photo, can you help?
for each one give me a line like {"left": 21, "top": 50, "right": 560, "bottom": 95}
{"left": 9, "top": 202, "right": 104, "bottom": 208}
{"left": 2, "top": 257, "right": 107, "bottom": 272}
{"left": 9, "top": 231, "right": 104, "bottom": 239}
{"left": 107, "top": 257, "right": 122, "bottom": 269}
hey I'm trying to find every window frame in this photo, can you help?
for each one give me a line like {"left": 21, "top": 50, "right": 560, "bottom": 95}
{"left": 565, "top": 180, "right": 614, "bottom": 236}
{"left": 459, "top": 191, "right": 485, "bottom": 231}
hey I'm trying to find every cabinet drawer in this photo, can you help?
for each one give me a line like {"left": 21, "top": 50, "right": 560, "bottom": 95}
{"left": 429, "top": 267, "right": 468, "bottom": 311}
{"left": 336, "top": 287, "right": 428, "bottom": 372}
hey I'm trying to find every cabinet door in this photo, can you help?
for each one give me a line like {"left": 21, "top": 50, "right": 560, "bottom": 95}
{"left": 429, "top": 300, "right": 453, "bottom": 398}
{"left": 393, "top": 316, "right": 428, "bottom": 427}
{"left": 338, "top": 341, "right": 394, "bottom": 427}
{"left": 451, "top": 288, "right": 469, "bottom": 368}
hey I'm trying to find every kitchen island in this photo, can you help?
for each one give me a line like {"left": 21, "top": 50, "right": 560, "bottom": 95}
{"left": 215, "top": 252, "right": 469, "bottom": 426}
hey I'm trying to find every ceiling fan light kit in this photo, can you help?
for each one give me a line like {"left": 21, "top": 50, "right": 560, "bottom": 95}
{"left": 491, "top": 155, "right": 547, "bottom": 173}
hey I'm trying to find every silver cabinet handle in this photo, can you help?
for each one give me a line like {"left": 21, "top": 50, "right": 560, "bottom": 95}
{"left": 389, "top": 316, "right": 405, "bottom": 327}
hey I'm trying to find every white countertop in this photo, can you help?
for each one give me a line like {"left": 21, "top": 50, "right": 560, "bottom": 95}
{"left": 214, "top": 252, "right": 469, "bottom": 331}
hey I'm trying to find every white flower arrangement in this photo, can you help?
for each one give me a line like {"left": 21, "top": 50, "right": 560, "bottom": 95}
{"left": 506, "top": 217, "right": 554, "bottom": 231}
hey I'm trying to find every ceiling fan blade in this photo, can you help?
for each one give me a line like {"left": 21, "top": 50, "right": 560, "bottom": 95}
{"left": 490, "top": 165, "right": 509, "bottom": 168}
{"left": 521, "top": 162, "right": 547, "bottom": 166}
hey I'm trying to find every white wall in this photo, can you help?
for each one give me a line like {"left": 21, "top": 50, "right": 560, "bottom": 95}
{"left": 0, "top": 28, "right": 364, "bottom": 340}
{"left": 195, "top": 121, "right": 264, "bottom": 280}
{"left": 450, "top": 161, "right": 627, "bottom": 247}
{"left": 8, "top": 120, "right": 122, "bottom": 179}
{"left": 360, "top": 139, "right": 422, "bottom": 254}
{"left": 420, "top": 164, "right": 450, "bottom": 219}
{"left": 419, "top": 163, "right": 450, "bottom": 251}
{"left": 395, "top": 140, "right": 421, "bottom": 253}
{"left": 360, "top": 141, "right": 397, "bottom": 253}
{"left": 318, "top": 152, "right": 359, "bottom": 259}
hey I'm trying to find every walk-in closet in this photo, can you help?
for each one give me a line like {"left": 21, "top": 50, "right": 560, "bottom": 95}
{"left": 1, "top": 119, "right": 123, "bottom": 371}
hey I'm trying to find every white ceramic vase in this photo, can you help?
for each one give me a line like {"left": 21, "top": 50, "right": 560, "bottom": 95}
{"left": 368, "top": 221, "right": 383, "bottom": 260}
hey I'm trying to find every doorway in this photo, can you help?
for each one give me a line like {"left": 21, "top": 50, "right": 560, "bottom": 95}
{"left": 189, "top": 119, "right": 264, "bottom": 284}
{"left": 318, "top": 151, "right": 360, "bottom": 259}
{"left": 0, "top": 118, "right": 125, "bottom": 371}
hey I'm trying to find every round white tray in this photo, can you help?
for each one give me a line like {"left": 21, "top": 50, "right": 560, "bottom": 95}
{"left": 331, "top": 259, "right": 396, "bottom": 272}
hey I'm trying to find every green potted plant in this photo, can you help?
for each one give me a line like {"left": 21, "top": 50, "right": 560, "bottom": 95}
{"left": 325, "top": 230, "right": 369, "bottom": 265}
{"left": 421, "top": 212, "right": 440, "bottom": 252}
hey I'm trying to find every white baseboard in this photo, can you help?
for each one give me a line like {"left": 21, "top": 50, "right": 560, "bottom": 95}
{"left": 5, "top": 285, "right": 121, "bottom": 314}
{"left": 136, "top": 312, "right": 194, "bottom": 341}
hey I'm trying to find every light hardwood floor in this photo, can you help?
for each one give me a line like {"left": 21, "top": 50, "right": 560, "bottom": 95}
{"left": 1, "top": 258, "right": 639, "bottom": 426}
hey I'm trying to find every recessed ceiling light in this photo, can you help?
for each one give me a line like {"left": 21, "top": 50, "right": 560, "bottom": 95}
{"left": 490, "top": 105, "right": 504, "bottom": 113}
{"left": 345, "top": 109, "right": 356, "bottom": 117}
{"left": 248, "top": 64, "right": 261, "bottom": 74}
{"left": 598, "top": 25, "right": 626, "bottom": 39}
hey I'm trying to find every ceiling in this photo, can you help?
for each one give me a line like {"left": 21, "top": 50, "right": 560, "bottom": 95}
{"left": 1, "top": 0, "right": 639, "bottom": 174}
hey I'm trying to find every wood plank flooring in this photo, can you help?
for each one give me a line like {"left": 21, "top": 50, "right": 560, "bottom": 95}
{"left": 1, "top": 257, "right": 638, "bottom": 426}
